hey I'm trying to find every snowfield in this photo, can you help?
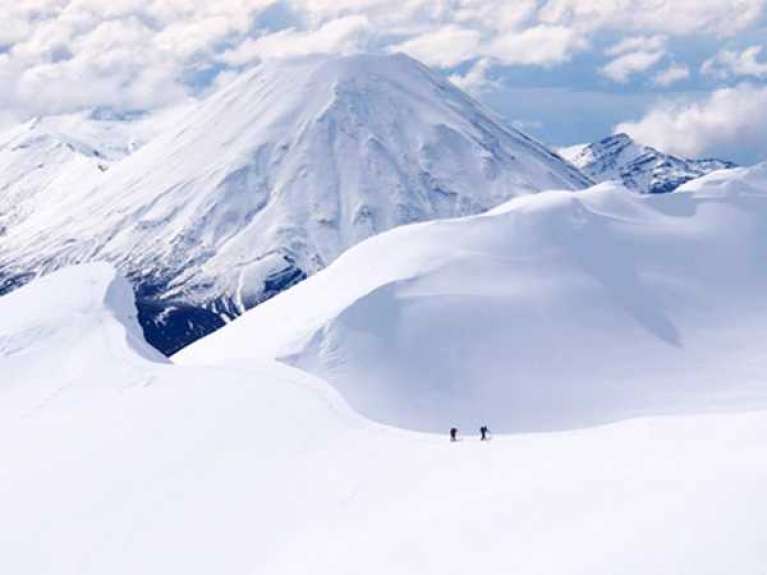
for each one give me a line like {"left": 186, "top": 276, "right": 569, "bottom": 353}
{"left": 4, "top": 161, "right": 767, "bottom": 573}
{"left": 178, "top": 162, "right": 767, "bottom": 433}
{"left": 2, "top": 262, "right": 767, "bottom": 574}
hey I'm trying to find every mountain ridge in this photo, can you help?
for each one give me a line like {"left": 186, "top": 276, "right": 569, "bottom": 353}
{"left": 560, "top": 133, "right": 735, "bottom": 194}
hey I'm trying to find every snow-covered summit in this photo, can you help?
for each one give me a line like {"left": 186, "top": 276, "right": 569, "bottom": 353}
{"left": 560, "top": 133, "right": 735, "bottom": 194}
{"left": 0, "top": 53, "right": 590, "bottom": 354}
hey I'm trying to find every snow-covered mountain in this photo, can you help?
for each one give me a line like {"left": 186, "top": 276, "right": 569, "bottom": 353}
{"left": 0, "top": 107, "right": 186, "bottom": 243}
{"left": 4, "top": 262, "right": 767, "bottom": 574}
{"left": 0, "top": 54, "right": 590, "bottom": 355}
{"left": 178, "top": 162, "right": 767, "bottom": 433}
{"left": 559, "top": 133, "right": 735, "bottom": 194}
{"left": 0, "top": 116, "right": 112, "bottom": 240}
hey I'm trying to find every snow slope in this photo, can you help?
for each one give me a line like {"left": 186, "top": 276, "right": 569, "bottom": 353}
{"left": 560, "top": 133, "right": 735, "bottom": 194}
{"left": 0, "top": 263, "right": 166, "bottom": 415}
{"left": 0, "top": 107, "right": 187, "bottom": 287}
{"left": 3, "top": 263, "right": 767, "bottom": 574}
{"left": 0, "top": 54, "right": 589, "bottom": 354}
{"left": 0, "top": 116, "right": 112, "bottom": 242}
{"left": 178, "top": 162, "right": 767, "bottom": 433}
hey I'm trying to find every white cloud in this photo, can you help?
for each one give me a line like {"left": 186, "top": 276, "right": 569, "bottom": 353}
{"left": 0, "top": 1, "right": 275, "bottom": 115}
{"left": 539, "top": 0, "right": 766, "bottom": 36}
{"left": 0, "top": 0, "right": 766, "bottom": 121}
{"left": 488, "top": 25, "right": 588, "bottom": 67}
{"left": 600, "top": 51, "right": 665, "bottom": 83}
{"left": 654, "top": 63, "right": 690, "bottom": 86}
{"left": 0, "top": 13, "right": 32, "bottom": 46}
{"left": 452, "top": 1, "right": 537, "bottom": 32}
{"left": 221, "top": 15, "right": 372, "bottom": 64}
{"left": 390, "top": 26, "right": 481, "bottom": 68}
{"left": 615, "top": 83, "right": 767, "bottom": 158}
{"left": 702, "top": 45, "right": 767, "bottom": 79}
{"left": 448, "top": 58, "right": 495, "bottom": 95}
{"left": 605, "top": 35, "right": 666, "bottom": 57}
{"left": 599, "top": 36, "right": 667, "bottom": 83}
{"left": 10, "top": 17, "right": 188, "bottom": 114}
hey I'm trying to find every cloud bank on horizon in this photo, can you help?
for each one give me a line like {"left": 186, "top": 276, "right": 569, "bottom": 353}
{"left": 1, "top": 0, "right": 766, "bottom": 162}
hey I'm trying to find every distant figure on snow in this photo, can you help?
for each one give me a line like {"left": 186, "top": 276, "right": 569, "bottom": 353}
{"left": 480, "top": 426, "right": 489, "bottom": 441}
{"left": 450, "top": 427, "right": 458, "bottom": 442}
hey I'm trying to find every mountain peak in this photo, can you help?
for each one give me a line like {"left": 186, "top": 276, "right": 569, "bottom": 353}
{"left": 0, "top": 53, "right": 590, "bottom": 355}
{"left": 561, "top": 133, "right": 735, "bottom": 194}
{"left": 600, "top": 132, "right": 633, "bottom": 146}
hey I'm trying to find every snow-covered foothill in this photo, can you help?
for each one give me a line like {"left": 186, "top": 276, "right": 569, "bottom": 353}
{"left": 178, "top": 162, "right": 767, "bottom": 433}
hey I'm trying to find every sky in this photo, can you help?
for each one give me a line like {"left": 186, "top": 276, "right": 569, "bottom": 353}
{"left": 1, "top": 1, "right": 766, "bottom": 163}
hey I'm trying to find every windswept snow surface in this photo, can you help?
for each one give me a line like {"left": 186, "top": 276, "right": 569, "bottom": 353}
{"left": 3, "top": 263, "right": 767, "bottom": 574}
{"left": 0, "top": 54, "right": 589, "bottom": 354}
{"left": 179, "top": 162, "right": 767, "bottom": 433}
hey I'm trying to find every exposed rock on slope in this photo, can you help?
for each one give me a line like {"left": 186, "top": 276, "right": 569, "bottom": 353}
{"left": 560, "top": 133, "right": 735, "bottom": 194}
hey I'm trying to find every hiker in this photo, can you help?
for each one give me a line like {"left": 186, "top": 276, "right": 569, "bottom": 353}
{"left": 480, "top": 426, "right": 489, "bottom": 441}
{"left": 450, "top": 427, "right": 458, "bottom": 442}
